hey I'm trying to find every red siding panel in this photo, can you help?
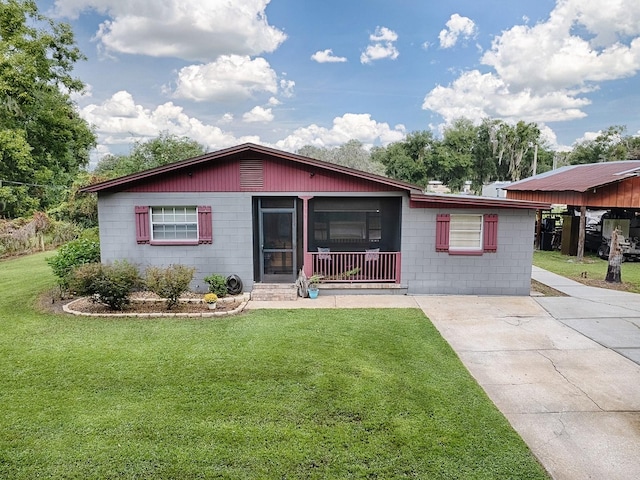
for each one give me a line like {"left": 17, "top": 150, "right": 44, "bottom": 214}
{"left": 124, "top": 157, "right": 401, "bottom": 193}
{"left": 435, "top": 214, "right": 450, "bottom": 252}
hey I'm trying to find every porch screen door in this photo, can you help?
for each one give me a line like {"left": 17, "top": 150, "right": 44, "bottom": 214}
{"left": 259, "top": 200, "right": 297, "bottom": 282}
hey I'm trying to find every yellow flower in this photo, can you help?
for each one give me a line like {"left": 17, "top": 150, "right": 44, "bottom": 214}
{"left": 204, "top": 293, "right": 218, "bottom": 303}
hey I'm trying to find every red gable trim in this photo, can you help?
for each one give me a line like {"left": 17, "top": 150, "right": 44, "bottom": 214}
{"left": 80, "top": 143, "right": 423, "bottom": 195}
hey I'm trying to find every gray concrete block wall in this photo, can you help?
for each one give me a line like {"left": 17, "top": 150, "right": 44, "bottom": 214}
{"left": 98, "top": 190, "right": 536, "bottom": 296}
{"left": 98, "top": 192, "right": 255, "bottom": 293}
{"left": 401, "top": 199, "right": 536, "bottom": 295}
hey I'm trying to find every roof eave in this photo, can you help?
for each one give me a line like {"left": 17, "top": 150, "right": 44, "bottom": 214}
{"left": 410, "top": 193, "right": 551, "bottom": 210}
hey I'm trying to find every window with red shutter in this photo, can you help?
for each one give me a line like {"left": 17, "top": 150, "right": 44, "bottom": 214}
{"left": 435, "top": 213, "right": 498, "bottom": 255}
{"left": 135, "top": 206, "right": 212, "bottom": 245}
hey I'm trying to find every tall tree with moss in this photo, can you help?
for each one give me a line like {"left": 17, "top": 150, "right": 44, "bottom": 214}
{"left": 0, "top": 0, "right": 95, "bottom": 217}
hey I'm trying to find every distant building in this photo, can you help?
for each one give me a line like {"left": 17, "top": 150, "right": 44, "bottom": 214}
{"left": 482, "top": 181, "right": 512, "bottom": 198}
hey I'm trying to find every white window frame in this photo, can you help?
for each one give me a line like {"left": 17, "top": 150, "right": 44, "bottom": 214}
{"left": 150, "top": 206, "right": 198, "bottom": 242}
{"left": 449, "top": 214, "right": 483, "bottom": 251}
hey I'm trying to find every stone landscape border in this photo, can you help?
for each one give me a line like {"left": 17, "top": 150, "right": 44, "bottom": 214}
{"left": 63, "top": 293, "right": 251, "bottom": 318}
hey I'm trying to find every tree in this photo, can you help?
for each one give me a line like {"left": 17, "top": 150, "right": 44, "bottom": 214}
{"left": 0, "top": 0, "right": 95, "bottom": 217}
{"left": 431, "top": 118, "right": 476, "bottom": 192}
{"left": 94, "top": 133, "right": 206, "bottom": 179}
{"left": 569, "top": 125, "right": 629, "bottom": 164}
{"left": 493, "top": 121, "right": 541, "bottom": 181}
{"left": 371, "top": 131, "right": 435, "bottom": 187}
{"left": 297, "top": 140, "right": 384, "bottom": 174}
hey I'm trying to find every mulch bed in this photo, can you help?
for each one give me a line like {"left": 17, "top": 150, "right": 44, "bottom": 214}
{"left": 41, "top": 290, "right": 245, "bottom": 317}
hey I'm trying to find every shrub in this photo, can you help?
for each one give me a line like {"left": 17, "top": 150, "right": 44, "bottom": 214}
{"left": 204, "top": 273, "right": 227, "bottom": 298}
{"left": 69, "top": 261, "right": 142, "bottom": 310}
{"left": 68, "top": 262, "right": 103, "bottom": 295}
{"left": 46, "top": 238, "right": 101, "bottom": 289}
{"left": 145, "top": 264, "right": 196, "bottom": 310}
{"left": 46, "top": 221, "right": 82, "bottom": 247}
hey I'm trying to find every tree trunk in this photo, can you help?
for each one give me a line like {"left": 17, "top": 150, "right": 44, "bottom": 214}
{"left": 577, "top": 206, "right": 586, "bottom": 262}
{"left": 605, "top": 228, "right": 622, "bottom": 283}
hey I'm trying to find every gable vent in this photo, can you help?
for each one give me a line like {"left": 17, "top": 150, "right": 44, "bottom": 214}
{"left": 240, "top": 159, "right": 264, "bottom": 189}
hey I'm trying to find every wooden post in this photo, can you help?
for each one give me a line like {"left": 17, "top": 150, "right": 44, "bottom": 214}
{"left": 299, "top": 195, "right": 313, "bottom": 277}
{"left": 577, "top": 206, "right": 586, "bottom": 262}
{"left": 605, "top": 227, "right": 622, "bottom": 283}
{"left": 535, "top": 209, "right": 542, "bottom": 250}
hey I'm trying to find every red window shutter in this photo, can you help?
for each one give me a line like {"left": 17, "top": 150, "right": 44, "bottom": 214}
{"left": 198, "top": 206, "right": 212, "bottom": 244}
{"left": 483, "top": 214, "right": 498, "bottom": 252}
{"left": 435, "top": 214, "right": 450, "bottom": 252}
{"left": 135, "top": 206, "right": 150, "bottom": 244}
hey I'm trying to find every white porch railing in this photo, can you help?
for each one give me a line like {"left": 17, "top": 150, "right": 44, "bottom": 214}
{"left": 310, "top": 251, "right": 401, "bottom": 283}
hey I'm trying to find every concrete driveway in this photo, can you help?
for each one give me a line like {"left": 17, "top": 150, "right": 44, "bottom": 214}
{"left": 415, "top": 282, "right": 640, "bottom": 480}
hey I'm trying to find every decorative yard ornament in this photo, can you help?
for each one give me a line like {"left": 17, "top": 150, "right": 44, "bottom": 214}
{"left": 605, "top": 227, "right": 622, "bottom": 283}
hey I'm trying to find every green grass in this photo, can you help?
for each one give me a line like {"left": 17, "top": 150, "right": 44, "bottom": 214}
{"left": 0, "top": 252, "right": 549, "bottom": 479}
{"left": 533, "top": 250, "right": 640, "bottom": 293}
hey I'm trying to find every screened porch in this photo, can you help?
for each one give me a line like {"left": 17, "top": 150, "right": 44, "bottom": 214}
{"left": 306, "top": 197, "right": 402, "bottom": 283}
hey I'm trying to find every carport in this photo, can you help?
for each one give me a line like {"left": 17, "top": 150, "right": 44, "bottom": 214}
{"left": 504, "top": 161, "right": 640, "bottom": 260}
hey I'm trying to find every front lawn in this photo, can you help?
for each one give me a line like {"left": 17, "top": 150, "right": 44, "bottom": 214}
{"left": 0, "top": 252, "right": 548, "bottom": 479}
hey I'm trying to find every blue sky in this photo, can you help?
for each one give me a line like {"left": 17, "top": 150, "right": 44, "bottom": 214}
{"left": 37, "top": 0, "right": 640, "bottom": 164}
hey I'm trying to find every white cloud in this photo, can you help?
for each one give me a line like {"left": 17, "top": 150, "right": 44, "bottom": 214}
{"left": 268, "top": 97, "right": 281, "bottom": 106}
{"left": 53, "top": 0, "right": 287, "bottom": 62}
{"left": 423, "top": 70, "right": 590, "bottom": 124}
{"left": 80, "top": 90, "right": 259, "bottom": 151}
{"left": 80, "top": 92, "right": 407, "bottom": 164}
{"left": 279, "top": 79, "right": 296, "bottom": 98}
{"left": 360, "top": 26, "right": 399, "bottom": 64}
{"left": 218, "top": 113, "right": 234, "bottom": 124}
{"left": 275, "top": 113, "right": 405, "bottom": 151}
{"left": 242, "top": 106, "right": 274, "bottom": 123}
{"left": 481, "top": 7, "right": 640, "bottom": 94}
{"left": 423, "top": 0, "right": 640, "bottom": 131}
{"left": 370, "top": 26, "right": 398, "bottom": 43}
{"left": 171, "top": 55, "right": 278, "bottom": 102}
{"left": 311, "top": 49, "right": 347, "bottom": 63}
{"left": 439, "top": 14, "right": 477, "bottom": 49}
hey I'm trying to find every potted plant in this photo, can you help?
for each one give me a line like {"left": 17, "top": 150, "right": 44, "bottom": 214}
{"left": 307, "top": 275, "right": 321, "bottom": 299}
{"left": 203, "top": 293, "right": 218, "bottom": 309}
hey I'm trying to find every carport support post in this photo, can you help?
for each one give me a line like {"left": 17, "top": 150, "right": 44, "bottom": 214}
{"left": 577, "top": 205, "right": 586, "bottom": 262}
{"left": 536, "top": 209, "right": 542, "bottom": 249}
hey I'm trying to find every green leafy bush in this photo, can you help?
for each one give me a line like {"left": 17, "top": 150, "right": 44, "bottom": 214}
{"left": 46, "top": 238, "right": 101, "bottom": 289}
{"left": 69, "top": 261, "right": 142, "bottom": 310}
{"left": 145, "top": 264, "right": 196, "bottom": 310}
{"left": 204, "top": 273, "right": 227, "bottom": 297}
{"left": 68, "top": 262, "right": 103, "bottom": 295}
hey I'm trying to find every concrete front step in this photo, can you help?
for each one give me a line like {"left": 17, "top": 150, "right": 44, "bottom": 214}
{"left": 251, "top": 283, "right": 299, "bottom": 301}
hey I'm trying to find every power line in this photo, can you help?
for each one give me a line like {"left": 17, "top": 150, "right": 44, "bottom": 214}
{"left": 0, "top": 179, "right": 66, "bottom": 189}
